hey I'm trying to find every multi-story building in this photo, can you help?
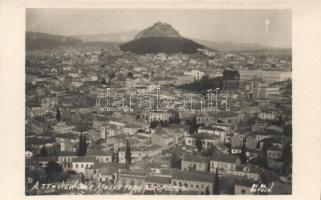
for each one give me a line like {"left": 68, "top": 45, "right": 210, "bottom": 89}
{"left": 181, "top": 154, "right": 209, "bottom": 172}
{"left": 71, "top": 157, "right": 96, "bottom": 174}
{"left": 184, "top": 70, "right": 205, "bottom": 80}
{"left": 239, "top": 70, "right": 291, "bottom": 83}
{"left": 253, "top": 87, "right": 280, "bottom": 100}
{"left": 209, "top": 152, "right": 241, "bottom": 173}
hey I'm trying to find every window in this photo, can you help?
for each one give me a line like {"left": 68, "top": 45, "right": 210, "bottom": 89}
{"left": 81, "top": 164, "right": 83, "bottom": 168}
{"left": 179, "top": 182, "right": 182, "bottom": 186}
{"left": 173, "top": 181, "right": 177, "bottom": 186}
{"left": 76, "top": 164, "right": 78, "bottom": 168}
{"left": 196, "top": 185, "right": 199, "bottom": 188}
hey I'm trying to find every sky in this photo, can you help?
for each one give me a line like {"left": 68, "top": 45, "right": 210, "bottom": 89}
{"left": 26, "top": 9, "right": 291, "bottom": 48}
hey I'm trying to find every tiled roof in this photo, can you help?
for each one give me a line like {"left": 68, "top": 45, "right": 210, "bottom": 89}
{"left": 72, "top": 156, "right": 96, "bottom": 162}
{"left": 164, "top": 169, "right": 215, "bottom": 183}
{"left": 87, "top": 150, "right": 113, "bottom": 156}
{"left": 182, "top": 154, "right": 208, "bottom": 163}
{"left": 58, "top": 151, "right": 77, "bottom": 157}
{"left": 210, "top": 152, "right": 239, "bottom": 163}
{"left": 145, "top": 175, "right": 172, "bottom": 184}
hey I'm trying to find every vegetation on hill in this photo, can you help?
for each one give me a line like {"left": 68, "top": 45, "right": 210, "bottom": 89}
{"left": 119, "top": 37, "right": 204, "bottom": 54}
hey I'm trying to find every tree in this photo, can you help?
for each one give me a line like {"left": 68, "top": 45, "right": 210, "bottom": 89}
{"left": 228, "top": 142, "right": 232, "bottom": 155}
{"left": 56, "top": 107, "right": 61, "bottom": 121}
{"left": 208, "top": 144, "right": 215, "bottom": 157}
{"left": 125, "top": 140, "right": 132, "bottom": 170}
{"left": 202, "top": 144, "right": 215, "bottom": 157}
{"left": 127, "top": 72, "right": 134, "bottom": 79}
{"left": 282, "top": 141, "right": 292, "bottom": 165}
{"left": 239, "top": 140, "right": 247, "bottom": 164}
{"left": 40, "top": 144, "right": 47, "bottom": 157}
{"left": 150, "top": 120, "right": 158, "bottom": 129}
{"left": 187, "top": 116, "right": 199, "bottom": 134}
{"left": 109, "top": 72, "right": 115, "bottom": 79}
{"left": 82, "top": 134, "right": 88, "bottom": 155}
{"left": 77, "top": 133, "right": 87, "bottom": 156}
{"left": 213, "top": 167, "right": 220, "bottom": 195}
{"left": 170, "top": 153, "right": 181, "bottom": 169}
{"left": 205, "top": 186, "right": 210, "bottom": 195}
{"left": 195, "top": 136, "right": 203, "bottom": 152}
{"left": 259, "top": 141, "right": 270, "bottom": 168}
{"left": 115, "top": 148, "right": 120, "bottom": 163}
{"left": 45, "top": 161, "right": 63, "bottom": 182}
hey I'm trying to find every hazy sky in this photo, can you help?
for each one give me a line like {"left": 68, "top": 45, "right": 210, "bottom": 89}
{"left": 26, "top": 9, "right": 291, "bottom": 48}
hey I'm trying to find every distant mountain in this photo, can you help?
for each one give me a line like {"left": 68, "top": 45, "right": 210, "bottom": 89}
{"left": 73, "top": 30, "right": 139, "bottom": 43}
{"left": 26, "top": 32, "right": 121, "bottom": 51}
{"left": 194, "top": 39, "right": 266, "bottom": 52}
{"left": 26, "top": 32, "right": 82, "bottom": 50}
{"left": 194, "top": 39, "right": 291, "bottom": 55}
{"left": 119, "top": 22, "right": 204, "bottom": 54}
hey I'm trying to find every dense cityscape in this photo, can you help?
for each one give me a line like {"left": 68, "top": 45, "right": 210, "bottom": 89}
{"left": 25, "top": 20, "right": 292, "bottom": 195}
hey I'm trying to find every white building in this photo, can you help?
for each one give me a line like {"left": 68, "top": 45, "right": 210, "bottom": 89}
{"left": 184, "top": 70, "right": 205, "bottom": 80}
{"left": 239, "top": 70, "right": 291, "bottom": 83}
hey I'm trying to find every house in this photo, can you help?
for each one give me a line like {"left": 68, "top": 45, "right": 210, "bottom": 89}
{"left": 86, "top": 162, "right": 125, "bottom": 183}
{"left": 168, "top": 169, "right": 215, "bottom": 194}
{"left": 86, "top": 150, "right": 113, "bottom": 163}
{"left": 267, "top": 146, "right": 283, "bottom": 160}
{"left": 175, "top": 75, "right": 194, "bottom": 86}
{"left": 198, "top": 126, "right": 226, "bottom": 142}
{"left": 257, "top": 110, "right": 279, "bottom": 121}
{"left": 185, "top": 133, "right": 220, "bottom": 149}
{"left": 228, "top": 165, "right": 262, "bottom": 181}
{"left": 53, "top": 121, "right": 75, "bottom": 134}
{"left": 145, "top": 175, "right": 173, "bottom": 194}
{"left": 148, "top": 111, "right": 172, "bottom": 122}
{"left": 184, "top": 70, "right": 205, "bottom": 80}
{"left": 29, "top": 156, "right": 58, "bottom": 168}
{"left": 123, "top": 124, "right": 141, "bottom": 136}
{"left": 118, "top": 170, "right": 147, "bottom": 186}
{"left": 118, "top": 147, "right": 146, "bottom": 164}
{"left": 181, "top": 154, "right": 209, "bottom": 172}
{"left": 29, "top": 117, "right": 49, "bottom": 134}
{"left": 71, "top": 156, "right": 96, "bottom": 174}
{"left": 58, "top": 151, "right": 77, "bottom": 171}
{"left": 209, "top": 152, "right": 241, "bottom": 173}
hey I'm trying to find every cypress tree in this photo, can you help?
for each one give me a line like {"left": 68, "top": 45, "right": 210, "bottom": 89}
{"left": 40, "top": 144, "right": 47, "bottom": 157}
{"left": 195, "top": 136, "right": 203, "bottom": 152}
{"left": 128, "top": 142, "right": 132, "bottom": 164}
{"left": 82, "top": 134, "right": 87, "bottom": 156}
{"left": 77, "top": 133, "right": 83, "bottom": 156}
{"left": 228, "top": 142, "right": 232, "bottom": 155}
{"left": 116, "top": 148, "right": 120, "bottom": 163}
{"left": 240, "top": 139, "right": 247, "bottom": 164}
{"left": 213, "top": 167, "right": 220, "bottom": 195}
{"left": 56, "top": 107, "right": 61, "bottom": 121}
{"left": 125, "top": 140, "right": 132, "bottom": 170}
{"left": 205, "top": 186, "right": 210, "bottom": 195}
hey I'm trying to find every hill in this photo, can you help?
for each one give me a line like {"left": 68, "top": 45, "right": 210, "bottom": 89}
{"left": 120, "top": 37, "right": 204, "bottom": 54}
{"left": 73, "top": 30, "right": 139, "bottom": 43}
{"left": 119, "top": 22, "right": 204, "bottom": 54}
{"left": 26, "top": 32, "right": 82, "bottom": 50}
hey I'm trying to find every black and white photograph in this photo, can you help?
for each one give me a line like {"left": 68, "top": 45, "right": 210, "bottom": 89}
{"left": 23, "top": 9, "right": 294, "bottom": 195}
